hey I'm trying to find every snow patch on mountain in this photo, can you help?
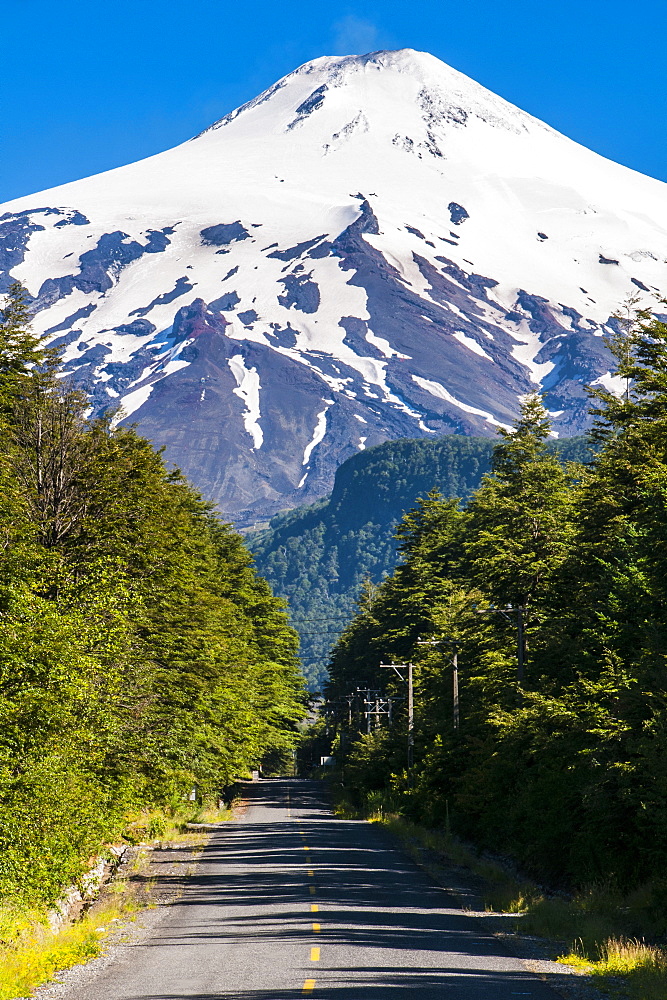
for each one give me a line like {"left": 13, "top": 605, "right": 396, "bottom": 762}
{"left": 452, "top": 330, "right": 493, "bottom": 360}
{"left": 118, "top": 382, "right": 155, "bottom": 421}
{"left": 302, "top": 406, "right": 329, "bottom": 467}
{"left": 412, "top": 375, "right": 512, "bottom": 430}
{"left": 591, "top": 371, "right": 627, "bottom": 395}
{"left": 229, "top": 354, "right": 263, "bottom": 449}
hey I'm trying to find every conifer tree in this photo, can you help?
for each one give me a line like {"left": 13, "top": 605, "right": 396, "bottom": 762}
{"left": 464, "top": 394, "right": 578, "bottom": 609}
{"left": 0, "top": 282, "right": 58, "bottom": 408}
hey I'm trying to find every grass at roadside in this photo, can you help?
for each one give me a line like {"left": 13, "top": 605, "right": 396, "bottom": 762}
{"left": 332, "top": 783, "right": 667, "bottom": 1000}
{"left": 0, "top": 865, "right": 148, "bottom": 1000}
{"left": 0, "top": 799, "right": 233, "bottom": 999}
{"left": 559, "top": 937, "right": 667, "bottom": 1000}
{"left": 124, "top": 800, "right": 235, "bottom": 845}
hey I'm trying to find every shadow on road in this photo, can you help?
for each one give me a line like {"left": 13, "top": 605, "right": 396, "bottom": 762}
{"left": 119, "top": 780, "right": 573, "bottom": 998}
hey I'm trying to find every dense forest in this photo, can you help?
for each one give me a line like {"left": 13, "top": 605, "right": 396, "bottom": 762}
{"left": 0, "top": 282, "right": 305, "bottom": 904}
{"left": 322, "top": 304, "right": 667, "bottom": 890}
{"left": 250, "top": 434, "right": 593, "bottom": 691}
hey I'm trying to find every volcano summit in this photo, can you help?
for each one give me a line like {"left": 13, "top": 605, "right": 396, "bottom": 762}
{"left": 2, "top": 49, "right": 667, "bottom": 524}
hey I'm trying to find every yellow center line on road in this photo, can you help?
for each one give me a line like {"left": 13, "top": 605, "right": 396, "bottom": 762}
{"left": 307, "top": 870, "right": 314, "bottom": 876}
{"left": 309, "top": 886, "right": 316, "bottom": 895}
{"left": 310, "top": 904, "right": 319, "bottom": 912}
{"left": 303, "top": 845, "right": 309, "bottom": 850}
{"left": 310, "top": 947, "right": 320, "bottom": 961}
{"left": 312, "top": 922, "right": 320, "bottom": 932}
{"left": 302, "top": 979, "right": 316, "bottom": 994}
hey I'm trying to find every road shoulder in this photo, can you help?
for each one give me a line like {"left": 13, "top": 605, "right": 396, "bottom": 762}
{"left": 25, "top": 838, "right": 207, "bottom": 1000}
{"left": 394, "top": 831, "right": 611, "bottom": 1000}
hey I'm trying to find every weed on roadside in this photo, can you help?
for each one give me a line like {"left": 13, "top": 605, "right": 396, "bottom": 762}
{"left": 332, "top": 784, "right": 667, "bottom": 1000}
{"left": 0, "top": 850, "right": 153, "bottom": 998}
{"left": 123, "top": 801, "right": 231, "bottom": 846}
{"left": 559, "top": 936, "right": 667, "bottom": 1000}
{"left": 0, "top": 890, "right": 143, "bottom": 1000}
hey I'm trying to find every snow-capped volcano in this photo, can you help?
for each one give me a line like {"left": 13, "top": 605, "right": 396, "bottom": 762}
{"left": 3, "top": 49, "right": 667, "bottom": 524}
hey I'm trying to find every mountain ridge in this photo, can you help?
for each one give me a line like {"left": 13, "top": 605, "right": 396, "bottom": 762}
{"left": 249, "top": 432, "right": 595, "bottom": 689}
{"left": 2, "top": 49, "right": 666, "bottom": 524}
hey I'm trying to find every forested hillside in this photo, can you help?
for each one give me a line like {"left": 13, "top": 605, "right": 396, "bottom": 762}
{"left": 324, "top": 304, "right": 667, "bottom": 891}
{"left": 249, "top": 434, "right": 593, "bottom": 690}
{"left": 0, "top": 282, "right": 305, "bottom": 905}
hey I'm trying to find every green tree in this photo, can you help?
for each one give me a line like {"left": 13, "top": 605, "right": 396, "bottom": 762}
{"left": 464, "top": 395, "right": 578, "bottom": 610}
{"left": 325, "top": 367, "right": 667, "bottom": 888}
{"left": 0, "top": 289, "right": 306, "bottom": 903}
{"left": 0, "top": 281, "right": 59, "bottom": 408}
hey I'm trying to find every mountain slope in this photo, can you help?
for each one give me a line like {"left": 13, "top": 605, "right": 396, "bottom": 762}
{"left": 2, "top": 49, "right": 666, "bottom": 524}
{"left": 249, "top": 433, "right": 594, "bottom": 690}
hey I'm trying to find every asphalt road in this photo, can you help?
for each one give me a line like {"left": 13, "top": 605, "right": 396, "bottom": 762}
{"left": 70, "top": 778, "right": 562, "bottom": 999}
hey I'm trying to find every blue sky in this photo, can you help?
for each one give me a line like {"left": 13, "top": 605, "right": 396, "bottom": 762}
{"left": 2, "top": 0, "right": 666, "bottom": 202}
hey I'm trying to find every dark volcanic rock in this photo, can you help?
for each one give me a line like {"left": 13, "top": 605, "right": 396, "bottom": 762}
{"left": 266, "top": 323, "right": 298, "bottom": 348}
{"left": 448, "top": 202, "right": 469, "bottom": 225}
{"left": 209, "top": 290, "right": 241, "bottom": 311}
{"left": 278, "top": 272, "right": 320, "bottom": 313}
{"left": 0, "top": 211, "right": 46, "bottom": 291}
{"left": 130, "top": 276, "right": 193, "bottom": 317}
{"left": 267, "top": 235, "right": 326, "bottom": 260}
{"left": 288, "top": 85, "right": 328, "bottom": 129}
{"left": 54, "top": 210, "right": 90, "bottom": 227}
{"left": 237, "top": 309, "right": 259, "bottom": 324}
{"left": 201, "top": 222, "right": 251, "bottom": 246}
{"left": 339, "top": 316, "right": 385, "bottom": 359}
{"left": 115, "top": 295, "right": 427, "bottom": 525}
{"left": 111, "top": 319, "right": 157, "bottom": 337}
{"left": 49, "top": 329, "right": 84, "bottom": 350}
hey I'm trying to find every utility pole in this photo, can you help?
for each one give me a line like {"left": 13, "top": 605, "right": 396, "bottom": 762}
{"left": 417, "top": 639, "right": 459, "bottom": 731}
{"left": 356, "top": 688, "right": 382, "bottom": 734}
{"left": 380, "top": 662, "right": 414, "bottom": 771}
{"left": 407, "top": 666, "right": 413, "bottom": 770}
{"left": 475, "top": 605, "right": 526, "bottom": 682}
{"left": 516, "top": 607, "right": 525, "bottom": 683}
{"left": 452, "top": 646, "right": 459, "bottom": 730}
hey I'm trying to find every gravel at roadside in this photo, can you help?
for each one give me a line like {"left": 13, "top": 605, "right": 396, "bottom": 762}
{"left": 24, "top": 839, "right": 207, "bottom": 1000}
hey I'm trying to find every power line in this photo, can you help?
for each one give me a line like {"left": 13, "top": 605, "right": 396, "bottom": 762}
{"left": 295, "top": 630, "right": 347, "bottom": 635}
{"left": 290, "top": 617, "right": 352, "bottom": 622}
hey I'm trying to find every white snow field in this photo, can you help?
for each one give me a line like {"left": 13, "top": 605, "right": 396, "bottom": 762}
{"left": 2, "top": 49, "right": 666, "bottom": 522}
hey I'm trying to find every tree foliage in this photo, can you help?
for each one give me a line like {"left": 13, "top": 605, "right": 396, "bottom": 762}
{"left": 0, "top": 284, "right": 306, "bottom": 902}
{"left": 326, "top": 310, "right": 667, "bottom": 889}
